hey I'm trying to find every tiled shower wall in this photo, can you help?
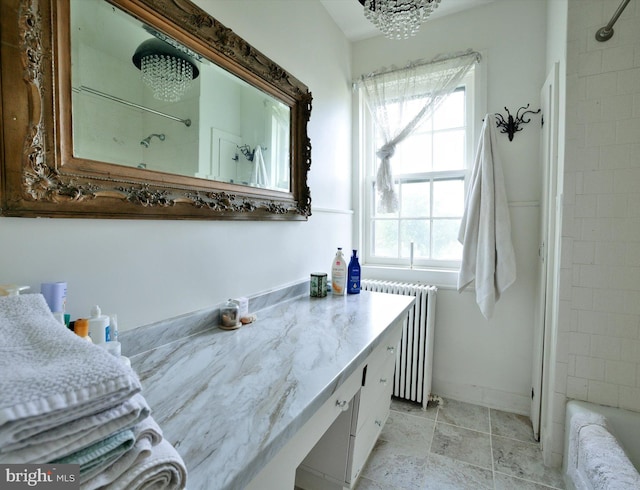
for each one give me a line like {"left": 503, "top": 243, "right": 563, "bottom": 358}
{"left": 550, "top": 0, "right": 640, "bottom": 466}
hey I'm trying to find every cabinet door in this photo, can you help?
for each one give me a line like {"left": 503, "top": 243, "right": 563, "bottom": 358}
{"left": 356, "top": 345, "right": 396, "bottom": 433}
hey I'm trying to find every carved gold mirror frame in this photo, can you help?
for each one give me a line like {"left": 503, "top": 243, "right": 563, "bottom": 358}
{"left": 0, "top": 0, "right": 312, "bottom": 220}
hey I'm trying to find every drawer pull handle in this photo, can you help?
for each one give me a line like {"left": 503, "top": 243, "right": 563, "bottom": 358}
{"left": 380, "top": 378, "right": 387, "bottom": 385}
{"left": 336, "top": 400, "right": 350, "bottom": 412}
{"left": 386, "top": 346, "right": 395, "bottom": 354}
{"left": 375, "top": 420, "right": 383, "bottom": 427}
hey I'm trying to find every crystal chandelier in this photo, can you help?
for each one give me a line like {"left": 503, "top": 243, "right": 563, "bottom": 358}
{"left": 132, "top": 39, "right": 199, "bottom": 103}
{"left": 360, "top": 0, "right": 442, "bottom": 40}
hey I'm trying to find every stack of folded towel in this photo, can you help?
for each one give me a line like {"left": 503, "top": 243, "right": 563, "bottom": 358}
{"left": 0, "top": 294, "right": 187, "bottom": 489}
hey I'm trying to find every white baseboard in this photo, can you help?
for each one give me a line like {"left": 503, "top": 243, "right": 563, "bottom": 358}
{"left": 431, "top": 378, "right": 531, "bottom": 416}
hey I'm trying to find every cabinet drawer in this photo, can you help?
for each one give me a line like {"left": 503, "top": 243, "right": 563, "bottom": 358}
{"left": 366, "top": 326, "right": 401, "bottom": 385}
{"left": 348, "top": 389, "right": 391, "bottom": 484}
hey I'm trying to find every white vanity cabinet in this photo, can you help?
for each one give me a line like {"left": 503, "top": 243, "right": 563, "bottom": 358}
{"left": 135, "top": 286, "right": 414, "bottom": 490}
{"left": 296, "top": 323, "right": 402, "bottom": 490}
{"left": 348, "top": 324, "right": 400, "bottom": 482}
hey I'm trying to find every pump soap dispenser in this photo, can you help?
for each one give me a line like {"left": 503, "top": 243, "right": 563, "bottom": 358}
{"left": 331, "top": 248, "right": 347, "bottom": 295}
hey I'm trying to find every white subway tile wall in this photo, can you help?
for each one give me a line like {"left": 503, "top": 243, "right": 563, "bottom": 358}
{"left": 552, "top": 0, "right": 640, "bottom": 466}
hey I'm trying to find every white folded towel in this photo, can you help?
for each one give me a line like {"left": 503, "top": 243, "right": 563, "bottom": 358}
{"left": 106, "top": 438, "right": 187, "bottom": 490}
{"left": 85, "top": 437, "right": 154, "bottom": 489}
{"left": 567, "top": 411, "right": 609, "bottom": 472}
{"left": 575, "top": 424, "right": 640, "bottom": 490}
{"left": 0, "top": 294, "right": 141, "bottom": 449}
{"left": 81, "top": 416, "right": 164, "bottom": 487}
{"left": 458, "top": 114, "right": 516, "bottom": 319}
{"left": 2, "top": 393, "right": 149, "bottom": 463}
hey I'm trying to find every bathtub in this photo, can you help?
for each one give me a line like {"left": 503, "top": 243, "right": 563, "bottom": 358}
{"left": 564, "top": 400, "right": 640, "bottom": 489}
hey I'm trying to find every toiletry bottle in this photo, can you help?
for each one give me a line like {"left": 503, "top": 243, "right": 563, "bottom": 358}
{"left": 110, "top": 314, "right": 119, "bottom": 342}
{"left": 88, "top": 305, "right": 110, "bottom": 344}
{"left": 331, "top": 248, "right": 347, "bottom": 295}
{"left": 74, "top": 318, "right": 92, "bottom": 342}
{"left": 347, "top": 250, "right": 361, "bottom": 294}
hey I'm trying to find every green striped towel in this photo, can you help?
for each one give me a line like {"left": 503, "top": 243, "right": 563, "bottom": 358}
{"left": 52, "top": 427, "right": 136, "bottom": 476}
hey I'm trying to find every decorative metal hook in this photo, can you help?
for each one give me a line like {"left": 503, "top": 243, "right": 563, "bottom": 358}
{"left": 235, "top": 144, "right": 268, "bottom": 162}
{"left": 237, "top": 144, "right": 255, "bottom": 162}
{"left": 494, "top": 104, "right": 541, "bottom": 141}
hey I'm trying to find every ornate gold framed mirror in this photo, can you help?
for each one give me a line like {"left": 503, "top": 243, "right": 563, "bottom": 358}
{"left": 0, "top": 0, "right": 312, "bottom": 220}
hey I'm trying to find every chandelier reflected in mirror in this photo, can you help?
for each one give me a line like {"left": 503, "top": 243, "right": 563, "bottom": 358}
{"left": 132, "top": 39, "right": 200, "bottom": 102}
{"left": 358, "top": 0, "right": 441, "bottom": 40}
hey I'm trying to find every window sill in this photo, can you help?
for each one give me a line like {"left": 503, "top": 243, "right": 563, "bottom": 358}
{"left": 361, "top": 265, "right": 459, "bottom": 290}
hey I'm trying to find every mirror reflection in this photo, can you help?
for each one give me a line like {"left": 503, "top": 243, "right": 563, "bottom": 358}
{"left": 70, "top": 0, "right": 291, "bottom": 192}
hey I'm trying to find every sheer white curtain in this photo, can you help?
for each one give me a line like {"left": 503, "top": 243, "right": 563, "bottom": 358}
{"left": 359, "top": 50, "right": 480, "bottom": 212}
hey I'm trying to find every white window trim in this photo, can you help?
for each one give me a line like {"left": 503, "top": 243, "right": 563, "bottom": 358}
{"left": 353, "top": 55, "right": 487, "bottom": 289}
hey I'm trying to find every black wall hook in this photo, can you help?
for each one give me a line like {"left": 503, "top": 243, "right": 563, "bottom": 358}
{"left": 493, "top": 104, "right": 541, "bottom": 141}
{"left": 237, "top": 144, "right": 255, "bottom": 162}
{"left": 235, "top": 144, "right": 268, "bottom": 162}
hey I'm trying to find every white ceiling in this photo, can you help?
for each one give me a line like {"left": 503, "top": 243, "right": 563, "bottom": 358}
{"left": 320, "top": 0, "right": 495, "bottom": 41}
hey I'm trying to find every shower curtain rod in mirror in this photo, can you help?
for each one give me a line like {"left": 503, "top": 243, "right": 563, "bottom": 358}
{"left": 72, "top": 86, "right": 192, "bottom": 127}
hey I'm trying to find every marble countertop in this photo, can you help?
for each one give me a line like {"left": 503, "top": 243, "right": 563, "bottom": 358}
{"left": 129, "top": 290, "right": 413, "bottom": 490}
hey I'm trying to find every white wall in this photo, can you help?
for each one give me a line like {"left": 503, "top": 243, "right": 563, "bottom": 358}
{"left": 352, "top": 0, "right": 547, "bottom": 414}
{"left": 0, "top": 0, "right": 353, "bottom": 330}
{"left": 545, "top": 0, "right": 640, "bottom": 467}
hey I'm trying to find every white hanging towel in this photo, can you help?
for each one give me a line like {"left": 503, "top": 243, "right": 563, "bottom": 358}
{"left": 251, "top": 145, "right": 268, "bottom": 188}
{"left": 457, "top": 114, "right": 516, "bottom": 319}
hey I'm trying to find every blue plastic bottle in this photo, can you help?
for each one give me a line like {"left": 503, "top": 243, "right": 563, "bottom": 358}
{"left": 347, "top": 250, "right": 361, "bottom": 294}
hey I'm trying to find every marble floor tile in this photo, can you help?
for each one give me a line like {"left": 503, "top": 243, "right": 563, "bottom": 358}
{"left": 436, "top": 397, "right": 491, "bottom": 433}
{"left": 490, "top": 408, "right": 536, "bottom": 443}
{"left": 390, "top": 397, "right": 438, "bottom": 420}
{"left": 421, "top": 453, "right": 493, "bottom": 490}
{"left": 494, "top": 472, "right": 564, "bottom": 490}
{"left": 430, "top": 423, "right": 493, "bottom": 469}
{"left": 354, "top": 476, "right": 401, "bottom": 490}
{"left": 303, "top": 399, "right": 565, "bottom": 490}
{"left": 360, "top": 439, "right": 429, "bottom": 490}
{"left": 492, "top": 435, "right": 565, "bottom": 489}
{"left": 379, "top": 410, "right": 435, "bottom": 456}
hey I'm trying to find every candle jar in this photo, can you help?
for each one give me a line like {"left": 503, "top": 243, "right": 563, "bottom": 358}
{"left": 220, "top": 300, "right": 240, "bottom": 328}
{"left": 310, "top": 272, "right": 327, "bottom": 297}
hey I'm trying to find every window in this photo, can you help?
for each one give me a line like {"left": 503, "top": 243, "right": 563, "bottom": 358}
{"left": 362, "top": 70, "right": 475, "bottom": 269}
